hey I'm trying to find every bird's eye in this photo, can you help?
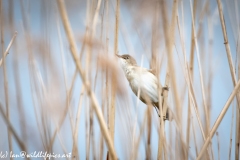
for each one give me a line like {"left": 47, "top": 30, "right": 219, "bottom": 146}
{"left": 126, "top": 56, "right": 129, "bottom": 59}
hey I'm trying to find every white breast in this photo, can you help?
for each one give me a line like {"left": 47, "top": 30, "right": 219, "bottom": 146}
{"left": 127, "top": 67, "right": 159, "bottom": 103}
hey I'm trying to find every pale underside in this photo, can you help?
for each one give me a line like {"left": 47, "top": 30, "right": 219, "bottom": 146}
{"left": 125, "top": 66, "right": 159, "bottom": 106}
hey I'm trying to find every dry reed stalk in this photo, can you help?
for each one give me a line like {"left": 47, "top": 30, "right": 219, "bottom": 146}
{"left": 95, "top": 2, "right": 106, "bottom": 158}
{"left": 157, "top": 90, "right": 167, "bottom": 160}
{"left": 157, "top": 72, "right": 167, "bottom": 160}
{"left": 57, "top": 0, "right": 117, "bottom": 159}
{"left": 188, "top": 0, "right": 196, "bottom": 156}
{"left": 2, "top": 33, "right": 12, "bottom": 159}
{"left": 99, "top": 79, "right": 107, "bottom": 160}
{"left": 234, "top": 0, "right": 239, "bottom": 39}
{"left": 175, "top": 42, "right": 206, "bottom": 156}
{"left": 216, "top": 132, "right": 220, "bottom": 160}
{"left": 186, "top": 98, "right": 191, "bottom": 156}
{"left": 174, "top": 20, "right": 198, "bottom": 158}
{"left": 207, "top": 13, "right": 216, "bottom": 160}
{"left": 236, "top": 64, "right": 240, "bottom": 160}
{"left": 186, "top": 0, "right": 197, "bottom": 157}
{"left": 131, "top": 55, "right": 144, "bottom": 160}
{"left": 216, "top": 0, "right": 238, "bottom": 99}
{"left": 59, "top": 14, "right": 79, "bottom": 144}
{"left": 197, "top": 79, "right": 240, "bottom": 159}
{"left": 131, "top": 108, "right": 148, "bottom": 160}
{"left": 105, "top": 0, "right": 110, "bottom": 158}
{"left": 178, "top": 25, "right": 216, "bottom": 160}
{"left": 192, "top": 116, "right": 199, "bottom": 156}
{"left": 107, "top": 0, "right": 119, "bottom": 158}
{"left": 109, "top": 0, "right": 119, "bottom": 147}
{"left": 57, "top": 17, "right": 68, "bottom": 99}
{"left": 176, "top": 4, "right": 210, "bottom": 155}
{"left": 86, "top": 2, "right": 94, "bottom": 158}
{"left": 0, "top": 28, "right": 17, "bottom": 159}
{"left": 28, "top": 66, "right": 46, "bottom": 150}
{"left": 0, "top": 31, "right": 17, "bottom": 66}
{"left": 164, "top": 0, "right": 177, "bottom": 114}
{"left": 85, "top": 0, "right": 93, "bottom": 84}
{"left": 48, "top": 74, "right": 77, "bottom": 152}
{"left": 0, "top": 103, "right": 27, "bottom": 153}
{"left": 224, "top": 0, "right": 238, "bottom": 42}
{"left": 157, "top": 98, "right": 165, "bottom": 160}
{"left": 86, "top": 0, "right": 102, "bottom": 82}
{"left": 159, "top": 0, "right": 184, "bottom": 159}
{"left": 153, "top": 0, "right": 167, "bottom": 159}
{"left": 146, "top": 104, "right": 152, "bottom": 159}
{"left": 19, "top": 0, "right": 49, "bottom": 151}
{"left": 189, "top": 0, "right": 210, "bottom": 143}
{"left": 86, "top": 95, "right": 90, "bottom": 160}
{"left": 72, "top": 87, "right": 85, "bottom": 159}
{"left": 29, "top": 58, "right": 53, "bottom": 152}
{"left": 90, "top": 106, "right": 97, "bottom": 160}
{"left": 9, "top": 0, "right": 27, "bottom": 145}
{"left": 50, "top": 0, "right": 101, "bottom": 153}
{"left": 229, "top": 103, "right": 235, "bottom": 160}
{"left": 189, "top": 1, "right": 216, "bottom": 159}
{"left": 174, "top": 44, "right": 197, "bottom": 158}
{"left": 189, "top": 0, "right": 197, "bottom": 76}
{"left": 150, "top": 1, "right": 160, "bottom": 73}
{"left": 48, "top": 78, "right": 78, "bottom": 150}
{"left": 56, "top": 128, "right": 69, "bottom": 157}
{"left": 57, "top": 16, "right": 76, "bottom": 139}
{"left": 176, "top": 39, "right": 207, "bottom": 157}
{"left": 158, "top": 0, "right": 177, "bottom": 159}
{"left": 216, "top": 0, "right": 240, "bottom": 159}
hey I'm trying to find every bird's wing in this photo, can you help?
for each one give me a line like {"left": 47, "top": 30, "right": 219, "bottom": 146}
{"left": 140, "top": 69, "right": 159, "bottom": 103}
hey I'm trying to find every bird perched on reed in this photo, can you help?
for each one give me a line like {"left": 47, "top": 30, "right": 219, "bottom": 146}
{"left": 117, "top": 54, "right": 172, "bottom": 121}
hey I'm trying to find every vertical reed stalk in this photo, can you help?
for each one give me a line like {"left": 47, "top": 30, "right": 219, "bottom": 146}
{"left": 216, "top": 0, "right": 240, "bottom": 159}
{"left": 108, "top": 0, "right": 119, "bottom": 159}
{"left": 57, "top": 0, "right": 117, "bottom": 159}
{"left": 216, "top": 132, "right": 220, "bottom": 160}
{"left": 186, "top": 0, "right": 197, "bottom": 158}
{"left": 0, "top": 6, "right": 13, "bottom": 156}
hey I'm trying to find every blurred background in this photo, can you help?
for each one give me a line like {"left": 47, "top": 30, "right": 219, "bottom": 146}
{"left": 0, "top": 0, "right": 239, "bottom": 159}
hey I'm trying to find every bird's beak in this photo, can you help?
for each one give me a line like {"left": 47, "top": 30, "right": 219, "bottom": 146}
{"left": 116, "top": 54, "right": 121, "bottom": 58}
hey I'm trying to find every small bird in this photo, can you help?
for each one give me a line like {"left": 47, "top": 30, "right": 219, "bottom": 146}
{"left": 117, "top": 54, "right": 171, "bottom": 120}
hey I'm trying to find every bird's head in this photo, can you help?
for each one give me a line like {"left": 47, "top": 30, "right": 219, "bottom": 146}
{"left": 116, "top": 54, "right": 137, "bottom": 69}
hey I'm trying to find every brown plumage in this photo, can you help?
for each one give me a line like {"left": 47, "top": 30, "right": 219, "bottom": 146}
{"left": 117, "top": 54, "right": 172, "bottom": 120}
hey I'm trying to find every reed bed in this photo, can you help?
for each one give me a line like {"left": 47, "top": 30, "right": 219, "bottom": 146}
{"left": 0, "top": 0, "right": 240, "bottom": 159}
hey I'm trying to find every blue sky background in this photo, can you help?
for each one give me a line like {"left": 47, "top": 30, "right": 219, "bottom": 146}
{"left": 0, "top": 0, "right": 240, "bottom": 159}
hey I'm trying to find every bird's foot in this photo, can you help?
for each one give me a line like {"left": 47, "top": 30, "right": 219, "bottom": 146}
{"left": 162, "top": 86, "right": 169, "bottom": 91}
{"left": 159, "top": 115, "right": 168, "bottom": 121}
